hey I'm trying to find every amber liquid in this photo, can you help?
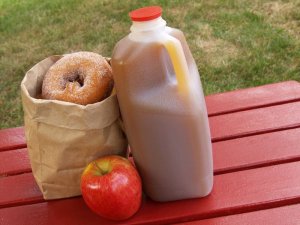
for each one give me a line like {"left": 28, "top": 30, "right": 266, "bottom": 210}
{"left": 112, "top": 28, "right": 213, "bottom": 201}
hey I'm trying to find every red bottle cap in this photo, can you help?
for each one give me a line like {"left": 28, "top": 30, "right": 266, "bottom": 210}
{"left": 129, "top": 6, "right": 162, "bottom": 22}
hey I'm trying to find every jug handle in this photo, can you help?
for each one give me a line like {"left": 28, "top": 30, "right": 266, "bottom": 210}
{"left": 162, "top": 35, "right": 189, "bottom": 94}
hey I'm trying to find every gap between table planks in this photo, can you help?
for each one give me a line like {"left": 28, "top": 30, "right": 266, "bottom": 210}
{"left": 1, "top": 81, "right": 300, "bottom": 224}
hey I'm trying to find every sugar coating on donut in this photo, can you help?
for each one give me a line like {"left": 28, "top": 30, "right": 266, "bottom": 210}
{"left": 42, "top": 52, "right": 113, "bottom": 105}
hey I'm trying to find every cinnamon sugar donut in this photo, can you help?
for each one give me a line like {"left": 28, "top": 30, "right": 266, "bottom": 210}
{"left": 42, "top": 52, "right": 113, "bottom": 105}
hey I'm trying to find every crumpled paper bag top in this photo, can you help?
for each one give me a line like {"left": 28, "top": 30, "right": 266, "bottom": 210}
{"left": 21, "top": 55, "right": 120, "bottom": 130}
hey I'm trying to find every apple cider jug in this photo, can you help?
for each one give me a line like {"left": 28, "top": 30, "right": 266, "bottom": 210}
{"left": 111, "top": 6, "right": 213, "bottom": 202}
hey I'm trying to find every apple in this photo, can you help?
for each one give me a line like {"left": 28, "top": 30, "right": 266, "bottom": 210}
{"left": 80, "top": 155, "right": 142, "bottom": 221}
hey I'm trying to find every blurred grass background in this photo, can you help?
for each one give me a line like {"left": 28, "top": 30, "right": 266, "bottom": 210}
{"left": 0, "top": 0, "right": 299, "bottom": 128}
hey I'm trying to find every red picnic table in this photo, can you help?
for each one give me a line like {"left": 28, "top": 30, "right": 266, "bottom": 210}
{"left": 1, "top": 81, "right": 300, "bottom": 225}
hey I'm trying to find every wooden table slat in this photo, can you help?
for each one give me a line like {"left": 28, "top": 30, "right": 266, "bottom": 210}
{"left": 0, "top": 173, "right": 43, "bottom": 208}
{"left": 0, "top": 148, "right": 31, "bottom": 176}
{"left": 210, "top": 101, "right": 300, "bottom": 142}
{"left": 206, "top": 81, "right": 300, "bottom": 116}
{"left": 213, "top": 127, "right": 300, "bottom": 174}
{"left": 176, "top": 203, "right": 300, "bottom": 225}
{"left": 1, "top": 162, "right": 300, "bottom": 224}
{"left": 0, "top": 198, "right": 103, "bottom": 225}
{"left": 0, "top": 127, "right": 26, "bottom": 152}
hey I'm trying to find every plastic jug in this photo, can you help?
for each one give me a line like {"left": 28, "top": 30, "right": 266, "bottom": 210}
{"left": 111, "top": 6, "right": 213, "bottom": 202}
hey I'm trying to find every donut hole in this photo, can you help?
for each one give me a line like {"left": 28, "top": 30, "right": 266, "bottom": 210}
{"left": 66, "top": 72, "right": 84, "bottom": 87}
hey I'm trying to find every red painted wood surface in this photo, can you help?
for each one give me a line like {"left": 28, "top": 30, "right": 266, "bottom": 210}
{"left": 1, "top": 162, "right": 300, "bottom": 224}
{"left": 0, "top": 198, "right": 102, "bottom": 225}
{"left": 178, "top": 203, "right": 300, "bottom": 225}
{"left": 0, "top": 173, "right": 43, "bottom": 208}
{"left": 1, "top": 102, "right": 300, "bottom": 177}
{"left": 0, "top": 148, "right": 31, "bottom": 176}
{"left": 210, "top": 101, "right": 300, "bottom": 142}
{"left": 1, "top": 126, "right": 300, "bottom": 207}
{"left": 1, "top": 81, "right": 300, "bottom": 224}
{"left": 0, "top": 82, "right": 299, "bottom": 152}
{"left": 213, "top": 127, "right": 300, "bottom": 174}
{"left": 1, "top": 127, "right": 300, "bottom": 184}
{"left": 0, "top": 127, "right": 26, "bottom": 151}
{"left": 2, "top": 102, "right": 300, "bottom": 152}
{"left": 206, "top": 81, "right": 300, "bottom": 116}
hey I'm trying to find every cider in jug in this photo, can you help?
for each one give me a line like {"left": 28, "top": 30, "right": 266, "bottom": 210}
{"left": 111, "top": 6, "right": 213, "bottom": 202}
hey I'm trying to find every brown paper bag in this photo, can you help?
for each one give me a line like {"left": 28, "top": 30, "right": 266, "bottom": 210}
{"left": 20, "top": 55, "right": 128, "bottom": 200}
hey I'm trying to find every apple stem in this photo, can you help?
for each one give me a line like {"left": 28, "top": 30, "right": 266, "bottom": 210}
{"left": 93, "top": 162, "right": 105, "bottom": 175}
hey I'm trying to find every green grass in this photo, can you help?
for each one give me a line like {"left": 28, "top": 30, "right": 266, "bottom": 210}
{"left": 0, "top": 0, "right": 299, "bottom": 128}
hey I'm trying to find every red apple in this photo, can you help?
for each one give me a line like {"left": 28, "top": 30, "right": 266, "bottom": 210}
{"left": 80, "top": 155, "right": 142, "bottom": 221}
